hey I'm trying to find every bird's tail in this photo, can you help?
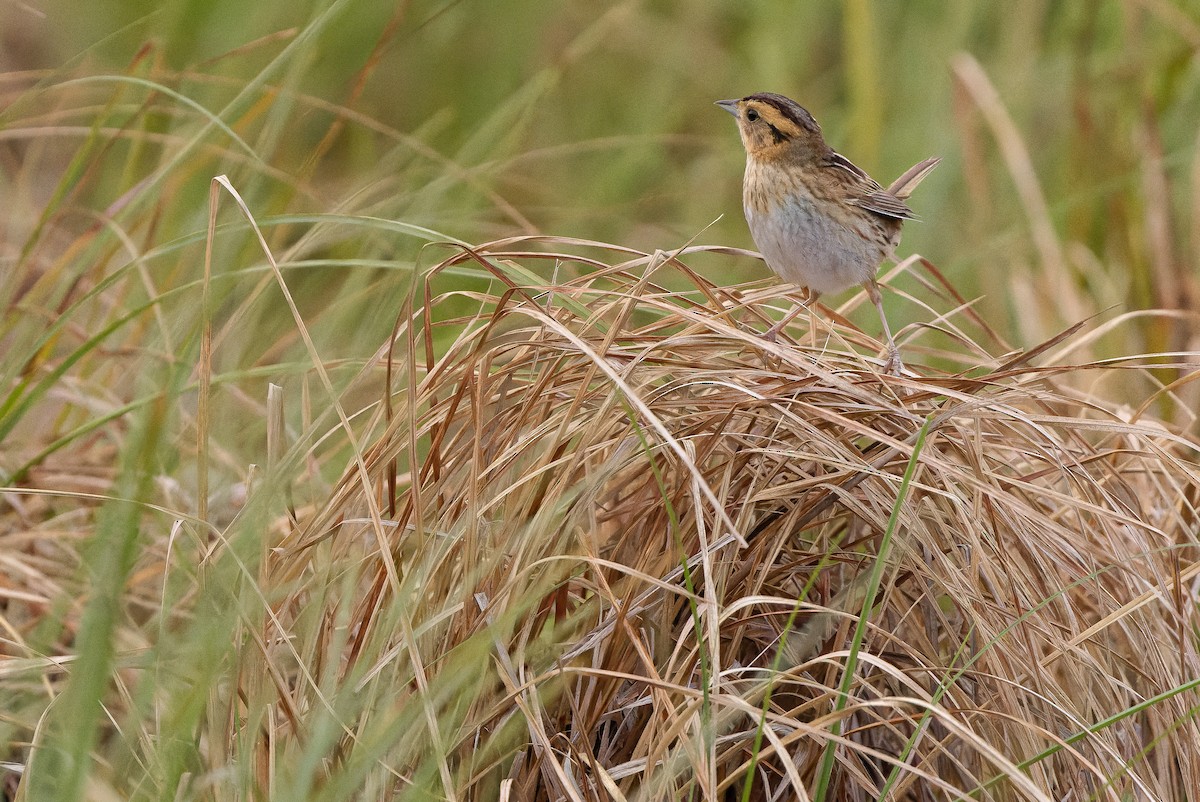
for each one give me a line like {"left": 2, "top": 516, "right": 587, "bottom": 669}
{"left": 887, "top": 157, "right": 942, "bottom": 199}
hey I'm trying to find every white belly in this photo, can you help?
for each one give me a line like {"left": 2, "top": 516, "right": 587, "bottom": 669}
{"left": 745, "top": 194, "right": 893, "bottom": 295}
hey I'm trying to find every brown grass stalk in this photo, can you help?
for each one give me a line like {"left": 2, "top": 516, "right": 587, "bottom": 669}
{"left": 261, "top": 237, "right": 1200, "bottom": 800}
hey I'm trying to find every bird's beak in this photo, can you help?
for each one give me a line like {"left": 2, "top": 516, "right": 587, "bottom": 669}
{"left": 715, "top": 99, "right": 740, "bottom": 116}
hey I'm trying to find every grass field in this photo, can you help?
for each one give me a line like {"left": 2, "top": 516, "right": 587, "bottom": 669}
{"left": 3, "top": 2, "right": 1200, "bottom": 800}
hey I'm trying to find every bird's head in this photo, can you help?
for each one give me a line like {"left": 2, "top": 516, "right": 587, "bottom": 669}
{"left": 715, "top": 93, "right": 829, "bottom": 162}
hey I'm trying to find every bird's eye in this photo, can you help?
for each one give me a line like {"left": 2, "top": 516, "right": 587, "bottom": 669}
{"left": 745, "top": 109, "right": 760, "bottom": 122}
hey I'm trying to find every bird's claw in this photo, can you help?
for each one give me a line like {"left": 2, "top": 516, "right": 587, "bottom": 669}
{"left": 883, "top": 348, "right": 903, "bottom": 377}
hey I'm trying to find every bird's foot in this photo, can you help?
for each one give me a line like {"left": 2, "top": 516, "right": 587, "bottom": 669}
{"left": 883, "top": 347, "right": 904, "bottom": 377}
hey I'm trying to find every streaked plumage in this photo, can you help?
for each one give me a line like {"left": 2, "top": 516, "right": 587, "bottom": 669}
{"left": 717, "top": 92, "right": 939, "bottom": 374}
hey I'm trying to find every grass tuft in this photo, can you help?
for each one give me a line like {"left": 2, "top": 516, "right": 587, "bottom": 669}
{"left": 242, "top": 238, "right": 1200, "bottom": 800}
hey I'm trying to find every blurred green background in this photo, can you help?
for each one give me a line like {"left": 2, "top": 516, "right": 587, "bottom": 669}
{"left": 9, "top": 1, "right": 1198, "bottom": 306}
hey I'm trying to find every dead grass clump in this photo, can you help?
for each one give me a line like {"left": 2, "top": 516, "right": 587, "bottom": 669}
{"left": 271, "top": 238, "right": 1200, "bottom": 800}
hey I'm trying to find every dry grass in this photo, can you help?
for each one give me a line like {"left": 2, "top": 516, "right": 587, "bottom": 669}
{"left": 234, "top": 237, "right": 1200, "bottom": 800}
{"left": 5, "top": 223, "right": 1200, "bottom": 800}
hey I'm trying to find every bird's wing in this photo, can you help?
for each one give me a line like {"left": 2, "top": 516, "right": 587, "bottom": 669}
{"left": 828, "top": 152, "right": 879, "bottom": 187}
{"left": 828, "top": 151, "right": 918, "bottom": 220}
{"left": 849, "top": 192, "right": 918, "bottom": 220}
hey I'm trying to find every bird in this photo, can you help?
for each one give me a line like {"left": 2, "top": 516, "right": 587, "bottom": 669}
{"left": 716, "top": 92, "right": 939, "bottom": 375}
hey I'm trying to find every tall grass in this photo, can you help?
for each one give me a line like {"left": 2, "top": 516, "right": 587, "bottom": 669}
{"left": 3, "top": 1, "right": 1200, "bottom": 800}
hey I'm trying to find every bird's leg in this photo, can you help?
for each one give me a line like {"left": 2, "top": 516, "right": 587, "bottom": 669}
{"left": 763, "top": 299, "right": 805, "bottom": 343}
{"left": 805, "top": 289, "right": 821, "bottom": 350}
{"left": 864, "top": 279, "right": 902, "bottom": 375}
{"left": 764, "top": 288, "right": 819, "bottom": 343}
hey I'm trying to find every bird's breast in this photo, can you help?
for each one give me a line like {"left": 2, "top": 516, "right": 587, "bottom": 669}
{"left": 742, "top": 160, "right": 897, "bottom": 294}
